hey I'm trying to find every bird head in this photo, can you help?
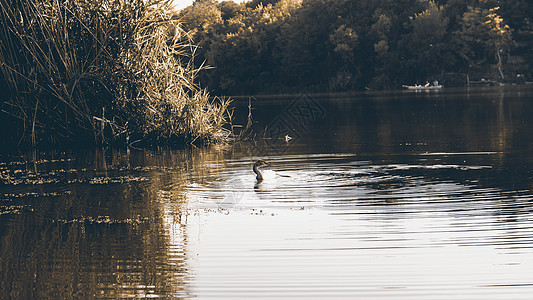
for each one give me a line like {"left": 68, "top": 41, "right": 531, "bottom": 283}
{"left": 254, "top": 159, "right": 268, "bottom": 168}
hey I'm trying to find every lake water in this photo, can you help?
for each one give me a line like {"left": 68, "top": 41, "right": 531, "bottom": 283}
{"left": 2, "top": 86, "right": 533, "bottom": 299}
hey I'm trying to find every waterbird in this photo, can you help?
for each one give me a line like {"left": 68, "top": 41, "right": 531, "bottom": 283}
{"left": 253, "top": 159, "right": 268, "bottom": 182}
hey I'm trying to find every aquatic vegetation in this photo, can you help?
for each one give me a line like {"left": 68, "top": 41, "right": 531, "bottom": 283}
{"left": 88, "top": 175, "right": 149, "bottom": 185}
{"left": 55, "top": 215, "right": 149, "bottom": 225}
{"left": 0, "top": 0, "right": 230, "bottom": 147}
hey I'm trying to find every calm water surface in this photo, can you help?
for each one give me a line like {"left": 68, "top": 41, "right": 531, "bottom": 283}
{"left": 2, "top": 87, "right": 533, "bottom": 299}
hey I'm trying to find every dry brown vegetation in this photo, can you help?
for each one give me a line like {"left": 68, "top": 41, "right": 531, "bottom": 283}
{"left": 0, "top": 0, "right": 230, "bottom": 147}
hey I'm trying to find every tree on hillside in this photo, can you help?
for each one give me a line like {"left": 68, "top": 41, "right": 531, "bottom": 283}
{"left": 276, "top": 0, "right": 335, "bottom": 90}
{"left": 328, "top": 24, "right": 359, "bottom": 90}
{"left": 179, "top": 0, "right": 222, "bottom": 35}
{"left": 500, "top": 0, "right": 533, "bottom": 79}
{"left": 456, "top": 4, "right": 513, "bottom": 79}
{"left": 181, "top": 0, "right": 299, "bottom": 93}
{"left": 401, "top": 1, "right": 450, "bottom": 83}
{"left": 369, "top": 13, "right": 394, "bottom": 89}
{"left": 485, "top": 7, "right": 513, "bottom": 79}
{"left": 219, "top": 1, "right": 242, "bottom": 20}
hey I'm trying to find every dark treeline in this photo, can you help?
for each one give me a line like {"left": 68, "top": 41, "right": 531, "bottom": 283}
{"left": 179, "top": 0, "right": 533, "bottom": 94}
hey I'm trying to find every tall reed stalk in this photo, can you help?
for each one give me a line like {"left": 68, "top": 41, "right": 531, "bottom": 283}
{"left": 0, "top": 0, "right": 229, "bottom": 147}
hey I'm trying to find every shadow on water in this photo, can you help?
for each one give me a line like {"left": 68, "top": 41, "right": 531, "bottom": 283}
{"left": 1, "top": 86, "right": 533, "bottom": 298}
{"left": 0, "top": 147, "right": 230, "bottom": 298}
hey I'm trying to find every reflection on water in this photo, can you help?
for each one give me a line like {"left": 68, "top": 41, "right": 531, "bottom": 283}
{"left": 2, "top": 87, "right": 533, "bottom": 298}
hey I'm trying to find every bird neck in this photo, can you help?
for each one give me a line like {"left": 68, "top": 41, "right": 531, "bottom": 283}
{"left": 253, "top": 165, "right": 263, "bottom": 181}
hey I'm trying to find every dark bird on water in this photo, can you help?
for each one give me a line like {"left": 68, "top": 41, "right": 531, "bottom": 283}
{"left": 253, "top": 159, "right": 268, "bottom": 182}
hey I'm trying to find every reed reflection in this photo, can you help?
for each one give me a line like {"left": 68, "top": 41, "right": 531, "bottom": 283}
{"left": 0, "top": 147, "right": 233, "bottom": 298}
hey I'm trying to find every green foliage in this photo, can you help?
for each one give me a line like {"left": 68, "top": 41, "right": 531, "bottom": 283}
{"left": 454, "top": 4, "right": 514, "bottom": 79}
{"left": 180, "top": 0, "right": 299, "bottom": 93}
{"left": 179, "top": 0, "right": 531, "bottom": 94}
{"left": 0, "top": 0, "right": 229, "bottom": 147}
{"left": 401, "top": 1, "right": 450, "bottom": 81}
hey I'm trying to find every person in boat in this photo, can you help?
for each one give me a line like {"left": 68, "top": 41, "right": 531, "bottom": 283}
{"left": 433, "top": 80, "right": 439, "bottom": 86}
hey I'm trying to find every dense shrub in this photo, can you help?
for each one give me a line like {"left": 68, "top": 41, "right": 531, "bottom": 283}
{"left": 0, "top": 0, "right": 229, "bottom": 147}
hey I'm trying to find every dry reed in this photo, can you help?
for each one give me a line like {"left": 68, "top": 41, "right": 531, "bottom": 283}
{"left": 0, "top": 0, "right": 230, "bottom": 147}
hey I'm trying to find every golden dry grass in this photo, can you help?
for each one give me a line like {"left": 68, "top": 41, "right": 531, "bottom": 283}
{"left": 0, "top": 0, "right": 230, "bottom": 147}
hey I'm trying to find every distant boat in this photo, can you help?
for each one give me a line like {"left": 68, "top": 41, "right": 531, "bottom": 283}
{"left": 402, "top": 84, "right": 443, "bottom": 90}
